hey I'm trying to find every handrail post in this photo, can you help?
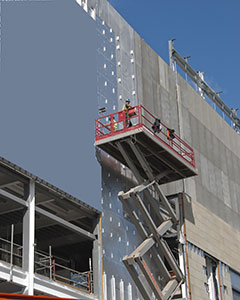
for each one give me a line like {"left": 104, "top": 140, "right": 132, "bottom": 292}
{"left": 88, "top": 272, "right": 91, "bottom": 292}
{"left": 123, "top": 109, "right": 127, "bottom": 129}
{"left": 89, "top": 257, "right": 93, "bottom": 293}
{"left": 95, "top": 119, "right": 99, "bottom": 139}
{"left": 53, "top": 259, "right": 56, "bottom": 281}
{"left": 49, "top": 245, "right": 52, "bottom": 280}
{"left": 110, "top": 115, "right": 113, "bottom": 135}
{"left": 9, "top": 224, "right": 14, "bottom": 281}
{"left": 139, "top": 105, "right": 142, "bottom": 126}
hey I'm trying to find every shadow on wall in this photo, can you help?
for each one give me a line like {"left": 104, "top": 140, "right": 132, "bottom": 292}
{"left": 183, "top": 194, "right": 195, "bottom": 224}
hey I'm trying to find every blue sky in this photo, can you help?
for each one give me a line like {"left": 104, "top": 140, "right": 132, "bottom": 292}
{"left": 108, "top": 0, "right": 239, "bottom": 113}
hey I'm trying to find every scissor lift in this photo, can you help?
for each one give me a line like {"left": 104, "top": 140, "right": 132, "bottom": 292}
{"left": 95, "top": 105, "right": 197, "bottom": 300}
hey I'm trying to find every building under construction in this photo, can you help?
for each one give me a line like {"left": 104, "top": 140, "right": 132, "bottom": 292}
{"left": 0, "top": 0, "right": 240, "bottom": 299}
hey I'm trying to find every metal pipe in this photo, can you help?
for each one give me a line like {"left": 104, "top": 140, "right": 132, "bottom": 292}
{"left": 217, "top": 263, "right": 224, "bottom": 300}
{"left": 99, "top": 216, "right": 104, "bottom": 300}
{"left": 181, "top": 194, "right": 192, "bottom": 300}
{"left": 49, "top": 245, "right": 52, "bottom": 280}
{"left": 53, "top": 259, "right": 56, "bottom": 281}
{"left": 9, "top": 224, "right": 14, "bottom": 281}
{"left": 88, "top": 271, "right": 91, "bottom": 292}
{"left": 89, "top": 257, "right": 93, "bottom": 292}
{"left": 0, "top": 236, "right": 22, "bottom": 248}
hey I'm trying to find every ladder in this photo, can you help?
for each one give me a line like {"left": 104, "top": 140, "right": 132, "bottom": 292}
{"left": 116, "top": 138, "right": 184, "bottom": 300}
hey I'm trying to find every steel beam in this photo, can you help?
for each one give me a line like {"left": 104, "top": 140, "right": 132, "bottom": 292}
{"left": 119, "top": 191, "right": 149, "bottom": 239}
{"left": 116, "top": 141, "right": 142, "bottom": 181}
{"left": 35, "top": 206, "right": 95, "bottom": 241}
{"left": 162, "top": 279, "right": 179, "bottom": 300}
{"left": 127, "top": 141, "right": 178, "bottom": 222}
{"left": 135, "top": 257, "right": 163, "bottom": 300}
{"left": 128, "top": 141, "right": 155, "bottom": 182}
{"left": 122, "top": 257, "right": 152, "bottom": 300}
{"left": 116, "top": 137, "right": 184, "bottom": 299}
{"left": 127, "top": 220, "right": 173, "bottom": 264}
{"left": 121, "top": 181, "right": 155, "bottom": 199}
{"left": 127, "top": 237, "right": 156, "bottom": 265}
{"left": 130, "top": 192, "right": 159, "bottom": 238}
{"left": 0, "top": 188, "right": 27, "bottom": 207}
{"left": 119, "top": 192, "right": 171, "bottom": 281}
{"left": 130, "top": 192, "right": 182, "bottom": 281}
{"left": 0, "top": 205, "right": 24, "bottom": 216}
{"left": 158, "top": 239, "right": 183, "bottom": 282}
{"left": 22, "top": 180, "right": 35, "bottom": 295}
{"left": 123, "top": 190, "right": 182, "bottom": 281}
{"left": 0, "top": 178, "right": 19, "bottom": 188}
{"left": 153, "top": 183, "right": 178, "bottom": 224}
{"left": 0, "top": 261, "right": 27, "bottom": 286}
{"left": 136, "top": 139, "right": 187, "bottom": 179}
{"left": 116, "top": 141, "right": 165, "bottom": 224}
{"left": 157, "top": 219, "right": 173, "bottom": 236}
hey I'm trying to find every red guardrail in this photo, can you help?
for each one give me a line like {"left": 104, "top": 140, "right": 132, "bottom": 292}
{"left": 0, "top": 294, "right": 86, "bottom": 300}
{"left": 95, "top": 105, "right": 195, "bottom": 168}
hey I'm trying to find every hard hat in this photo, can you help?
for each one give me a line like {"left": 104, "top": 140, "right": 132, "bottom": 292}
{"left": 126, "top": 99, "right": 130, "bottom": 102}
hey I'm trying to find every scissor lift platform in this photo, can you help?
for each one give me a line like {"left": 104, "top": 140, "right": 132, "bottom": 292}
{"left": 95, "top": 105, "right": 197, "bottom": 184}
{"left": 95, "top": 105, "right": 197, "bottom": 300}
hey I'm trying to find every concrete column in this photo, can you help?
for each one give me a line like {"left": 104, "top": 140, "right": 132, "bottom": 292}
{"left": 93, "top": 219, "right": 100, "bottom": 297}
{"left": 22, "top": 180, "right": 35, "bottom": 295}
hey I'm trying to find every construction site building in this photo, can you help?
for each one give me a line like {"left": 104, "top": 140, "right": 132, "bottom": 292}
{"left": 0, "top": 0, "right": 239, "bottom": 299}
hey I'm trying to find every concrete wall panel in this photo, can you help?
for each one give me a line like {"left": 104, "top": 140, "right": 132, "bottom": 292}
{"left": 158, "top": 58, "right": 170, "bottom": 92}
{"left": 135, "top": 63, "right": 144, "bottom": 105}
{"left": 92, "top": 0, "right": 240, "bottom": 297}
{"left": 185, "top": 198, "right": 240, "bottom": 273}
{"left": 150, "top": 49, "right": 160, "bottom": 84}
{"left": 141, "top": 40, "right": 151, "bottom": 78}
{"left": 142, "top": 72, "right": 153, "bottom": 109}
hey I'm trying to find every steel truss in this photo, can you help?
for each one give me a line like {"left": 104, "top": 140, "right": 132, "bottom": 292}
{"left": 117, "top": 138, "right": 184, "bottom": 300}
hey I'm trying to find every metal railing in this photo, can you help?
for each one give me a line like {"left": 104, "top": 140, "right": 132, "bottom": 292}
{"left": 169, "top": 40, "right": 240, "bottom": 132}
{"left": 95, "top": 105, "right": 195, "bottom": 168}
{"left": 95, "top": 105, "right": 142, "bottom": 140}
{"left": 0, "top": 231, "right": 92, "bottom": 292}
{"left": 35, "top": 249, "right": 92, "bottom": 291}
{"left": 0, "top": 236, "right": 23, "bottom": 270}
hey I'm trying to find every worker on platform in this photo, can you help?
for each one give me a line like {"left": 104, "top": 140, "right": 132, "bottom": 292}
{"left": 152, "top": 118, "right": 162, "bottom": 134}
{"left": 167, "top": 128, "right": 175, "bottom": 146}
{"left": 113, "top": 116, "right": 117, "bottom": 131}
{"left": 122, "top": 99, "right": 133, "bottom": 128}
{"left": 106, "top": 116, "right": 117, "bottom": 132}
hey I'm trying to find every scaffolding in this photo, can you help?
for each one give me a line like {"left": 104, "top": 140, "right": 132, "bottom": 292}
{"left": 0, "top": 231, "right": 92, "bottom": 292}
